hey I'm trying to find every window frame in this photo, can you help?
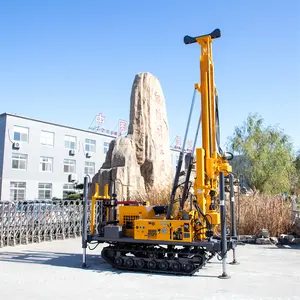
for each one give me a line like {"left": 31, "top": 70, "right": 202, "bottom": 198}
{"left": 38, "top": 183, "right": 52, "bottom": 200}
{"left": 12, "top": 153, "right": 28, "bottom": 170}
{"left": 13, "top": 125, "right": 29, "bottom": 143}
{"left": 84, "top": 161, "right": 95, "bottom": 175}
{"left": 85, "top": 138, "right": 96, "bottom": 153}
{"left": 64, "top": 135, "right": 77, "bottom": 150}
{"left": 39, "top": 156, "right": 53, "bottom": 172}
{"left": 62, "top": 183, "right": 75, "bottom": 199}
{"left": 10, "top": 181, "right": 26, "bottom": 201}
{"left": 63, "top": 159, "right": 76, "bottom": 173}
{"left": 40, "top": 130, "right": 54, "bottom": 147}
{"left": 104, "top": 142, "right": 110, "bottom": 154}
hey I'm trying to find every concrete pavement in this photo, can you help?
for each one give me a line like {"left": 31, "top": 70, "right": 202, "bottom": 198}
{"left": 0, "top": 238, "right": 299, "bottom": 300}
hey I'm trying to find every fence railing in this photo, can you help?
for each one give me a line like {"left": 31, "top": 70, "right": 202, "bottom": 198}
{"left": 0, "top": 199, "right": 103, "bottom": 248}
{"left": 1, "top": 199, "right": 299, "bottom": 249}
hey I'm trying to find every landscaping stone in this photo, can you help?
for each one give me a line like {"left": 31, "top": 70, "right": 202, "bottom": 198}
{"left": 95, "top": 72, "right": 173, "bottom": 200}
{"left": 278, "top": 234, "right": 296, "bottom": 245}
{"left": 270, "top": 237, "right": 278, "bottom": 244}
{"left": 238, "top": 235, "right": 256, "bottom": 244}
{"left": 293, "top": 238, "right": 300, "bottom": 245}
{"left": 256, "top": 237, "right": 272, "bottom": 245}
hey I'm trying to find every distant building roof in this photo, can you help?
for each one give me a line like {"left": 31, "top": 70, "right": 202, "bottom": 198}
{"left": 0, "top": 112, "right": 117, "bottom": 139}
{"left": 0, "top": 112, "right": 183, "bottom": 152}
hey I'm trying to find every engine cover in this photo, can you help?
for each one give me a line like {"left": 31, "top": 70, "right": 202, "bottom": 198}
{"left": 134, "top": 219, "right": 193, "bottom": 242}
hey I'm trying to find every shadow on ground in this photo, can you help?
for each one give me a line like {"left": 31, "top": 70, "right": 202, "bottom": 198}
{"left": 0, "top": 249, "right": 112, "bottom": 272}
{"left": 0, "top": 249, "right": 220, "bottom": 278}
{"left": 236, "top": 243, "right": 300, "bottom": 250}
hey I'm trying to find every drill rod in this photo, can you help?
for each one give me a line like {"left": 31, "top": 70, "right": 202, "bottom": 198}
{"left": 166, "top": 88, "right": 197, "bottom": 219}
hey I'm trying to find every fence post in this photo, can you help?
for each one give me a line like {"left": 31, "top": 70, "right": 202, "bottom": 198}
{"left": 0, "top": 203, "right": 3, "bottom": 248}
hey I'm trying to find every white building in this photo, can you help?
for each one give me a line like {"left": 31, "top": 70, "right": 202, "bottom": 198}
{"left": 0, "top": 113, "right": 182, "bottom": 201}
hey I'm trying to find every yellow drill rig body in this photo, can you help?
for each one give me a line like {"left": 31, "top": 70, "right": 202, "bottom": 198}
{"left": 82, "top": 29, "right": 238, "bottom": 277}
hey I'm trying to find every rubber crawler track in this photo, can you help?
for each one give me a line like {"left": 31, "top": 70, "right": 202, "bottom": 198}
{"left": 101, "top": 243, "right": 213, "bottom": 276}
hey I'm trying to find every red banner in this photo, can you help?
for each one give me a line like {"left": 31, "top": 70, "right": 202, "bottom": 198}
{"left": 118, "top": 119, "right": 127, "bottom": 135}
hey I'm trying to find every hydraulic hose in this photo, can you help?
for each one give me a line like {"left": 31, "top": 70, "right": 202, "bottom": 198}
{"left": 194, "top": 201, "right": 212, "bottom": 230}
{"left": 180, "top": 114, "right": 202, "bottom": 209}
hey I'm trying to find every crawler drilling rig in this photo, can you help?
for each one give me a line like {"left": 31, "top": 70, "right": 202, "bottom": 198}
{"left": 82, "top": 28, "right": 238, "bottom": 277}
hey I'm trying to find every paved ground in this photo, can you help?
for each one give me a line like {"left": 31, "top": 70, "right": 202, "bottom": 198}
{"left": 0, "top": 238, "right": 299, "bottom": 300}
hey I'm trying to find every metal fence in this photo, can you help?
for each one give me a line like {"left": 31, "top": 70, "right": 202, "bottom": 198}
{"left": 1, "top": 198, "right": 299, "bottom": 249}
{"left": 0, "top": 199, "right": 102, "bottom": 248}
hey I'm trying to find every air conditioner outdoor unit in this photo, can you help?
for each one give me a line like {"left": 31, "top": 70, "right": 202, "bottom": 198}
{"left": 69, "top": 149, "right": 76, "bottom": 156}
{"left": 68, "top": 173, "right": 77, "bottom": 183}
{"left": 13, "top": 142, "right": 20, "bottom": 149}
{"left": 86, "top": 152, "right": 91, "bottom": 158}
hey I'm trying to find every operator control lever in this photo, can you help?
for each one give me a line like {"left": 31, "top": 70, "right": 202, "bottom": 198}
{"left": 184, "top": 28, "right": 221, "bottom": 45}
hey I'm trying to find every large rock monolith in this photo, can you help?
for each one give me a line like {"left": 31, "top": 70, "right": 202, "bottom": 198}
{"left": 95, "top": 72, "right": 173, "bottom": 200}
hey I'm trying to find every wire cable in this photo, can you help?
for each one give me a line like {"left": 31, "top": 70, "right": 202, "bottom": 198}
{"left": 88, "top": 242, "right": 100, "bottom": 251}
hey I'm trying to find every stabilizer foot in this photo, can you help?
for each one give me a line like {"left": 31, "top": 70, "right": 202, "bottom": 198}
{"left": 229, "top": 260, "right": 240, "bottom": 265}
{"left": 218, "top": 273, "right": 231, "bottom": 279}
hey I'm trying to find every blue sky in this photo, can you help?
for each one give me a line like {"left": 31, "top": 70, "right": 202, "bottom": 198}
{"left": 0, "top": 1, "right": 299, "bottom": 152}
